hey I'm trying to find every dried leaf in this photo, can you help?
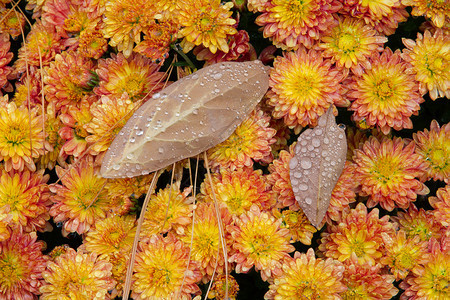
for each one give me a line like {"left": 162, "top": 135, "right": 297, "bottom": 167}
{"left": 289, "top": 107, "right": 347, "bottom": 228}
{"left": 101, "top": 60, "right": 270, "bottom": 178}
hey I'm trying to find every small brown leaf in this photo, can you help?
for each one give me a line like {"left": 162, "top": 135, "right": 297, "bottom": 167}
{"left": 289, "top": 107, "right": 347, "bottom": 228}
{"left": 101, "top": 60, "right": 269, "bottom": 178}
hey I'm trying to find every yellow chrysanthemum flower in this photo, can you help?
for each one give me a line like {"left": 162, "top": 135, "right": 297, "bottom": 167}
{"left": 273, "top": 208, "right": 317, "bottom": 245}
{"left": 402, "top": 0, "right": 450, "bottom": 28}
{"left": 177, "top": 0, "right": 237, "bottom": 54}
{"left": 402, "top": 29, "right": 450, "bottom": 100}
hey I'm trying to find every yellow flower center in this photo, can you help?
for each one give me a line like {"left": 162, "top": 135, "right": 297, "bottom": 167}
{"left": 398, "top": 252, "right": 414, "bottom": 269}
{"left": 124, "top": 78, "right": 144, "bottom": 100}
{"left": 338, "top": 33, "right": 357, "bottom": 52}
{"left": 273, "top": 0, "right": 314, "bottom": 26}
{"left": 426, "top": 146, "right": 448, "bottom": 171}
{"left": 5, "top": 124, "right": 27, "bottom": 146}
{"left": 0, "top": 252, "right": 24, "bottom": 286}
{"left": 374, "top": 80, "right": 394, "bottom": 101}
{"left": 372, "top": 156, "right": 401, "bottom": 185}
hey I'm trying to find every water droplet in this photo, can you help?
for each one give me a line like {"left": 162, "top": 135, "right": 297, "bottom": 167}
{"left": 152, "top": 93, "right": 160, "bottom": 99}
{"left": 126, "top": 153, "right": 134, "bottom": 160}
{"left": 315, "top": 128, "right": 323, "bottom": 135}
{"left": 298, "top": 183, "right": 308, "bottom": 191}
{"left": 323, "top": 137, "right": 329, "bottom": 144}
{"left": 136, "top": 129, "right": 144, "bottom": 136}
{"left": 191, "top": 74, "right": 199, "bottom": 80}
{"left": 130, "top": 137, "right": 136, "bottom": 143}
{"left": 213, "top": 73, "right": 223, "bottom": 79}
{"left": 294, "top": 172, "right": 302, "bottom": 179}
{"left": 312, "top": 138, "right": 321, "bottom": 147}
{"left": 158, "top": 147, "right": 164, "bottom": 154}
{"left": 214, "top": 88, "right": 220, "bottom": 93}
{"left": 289, "top": 157, "right": 298, "bottom": 169}
{"left": 175, "top": 112, "right": 180, "bottom": 117}
{"left": 112, "top": 164, "right": 121, "bottom": 170}
{"left": 305, "top": 197, "right": 313, "bottom": 205}
{"left": 301, "top": 140, "right": 308, "bottom": 146}
{"left": 193, "top": 109, "right": 199, "bottom": 115}
{"left": 301, "top": 157, "right": 312, "bottom": 169}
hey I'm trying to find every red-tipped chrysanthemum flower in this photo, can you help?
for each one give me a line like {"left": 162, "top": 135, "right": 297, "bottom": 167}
{"left": 267, "top": 48, "right": 347, "bottom": 131}
{"left": 265, "top": 249, "right": 346, "bottom": 299}
{"left": 0, "top": 231, "right": 48, "bottom": 299}
{"left": 402, "top": 29, "right": 449, "bottom": 100}
{"left": 272, "top": 208, "right": 317, "bottom": 245}
{"left": 0, "top": 33, "right": 13, "bottom": 93}
{"left": 353, "top": 136, "right": 429, "bottom": 211}
{"left": 78, "top": 29, "right": 108, "bottom": 60}
{"left": 228, "top": 205, "right": 295, "bottom": 281}
{"left": 0, "top": 8, "right": 26, "bottom": 40}
{"left": 348, "top": 48, "right": 424, "bottom": 134}
{"left": 429, "top": 185, "right": 450, "bottom": 227}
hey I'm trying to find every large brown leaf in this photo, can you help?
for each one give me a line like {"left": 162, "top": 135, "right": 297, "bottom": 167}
{"left": 289, "top": 107, "right": 347, "bottom": 228}
{"left": 101, "top": 60, "right": 270, "bottom": 178}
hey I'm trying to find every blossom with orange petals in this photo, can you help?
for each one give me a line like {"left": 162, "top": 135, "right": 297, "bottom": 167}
{"left": 207, "top": 274, "right": 239, "bottom": 300}
{"left": 38, "top": 105, "right": 66, "bottom": 170}
{"left": 40, "top": 248, "right": 115, "bottom": 300}
{"left": 228, "top": 205, "right": 294, "bottom": 281}
{"left": 402, "top": 29, "right": 450, "bottom": 100}
{"left": 402, "top": 0, "right": 450, "bottom": 28}
{"left": 273, "top": 208, "right": 317, "bottom": 245}
{"left": 49, "top": 158, "right": 110, "bottom": 235}
{"left": 78, "top": 29, "right": 108, "bottom": 59}
{"left": 132, "top": 233, "right": 202, "bottom": 300}
{"left": 0, "top": 232, "right": 48, "bottom": 299}
{"left": 267, "top": 48, "right": 346, "bottom": 131}
{"left": 429, "top": 185, "right": 450, "bottom": 227}
{"left": 319, "top": 203, "right": 396, "bottom": 266}
{"left": 207, "top": 108, "right": 276, "bottom": 170}
{"left": 265, "top": 249, "right": 346, "bottom": 299}
{"left": 0, "top": 8, "right": 25, "bottom": 39}
{"left": 177, "top": 0, "right": 237, "bottom": 54}
{"left": 0, "top": 33, "right": 13, "bottom": 93}
{"left": 414, "top": 120, "right": 450, "bottom": 183}
{"left": 348, "top": 48, "right": 424, "bottom": 134}
{"left": 353, "top": 136, "right": 429, "bottom": 211}
{"left": 94, "top": 52, "right": 166, "bottom": 102}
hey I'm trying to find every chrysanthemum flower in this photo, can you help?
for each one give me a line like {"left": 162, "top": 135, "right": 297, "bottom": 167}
{"left": 177, "top": 0, "right": 237, "bottom": 54}
{"left": 0, "top": 218, "right": 10, "bottom": 242}
{"left": 179, "top": 202, "right": 233, "bottom": 280}
{"left": 0, "top": 33, "right": 13, "bottom": 93}
{"left": 0, "top": 8, "right": 25, "bottom": 40}
{"left": 25, "top": 0, "right": 46, "bottom": 19}
{"left": 319, "top": 203, "right": 396, "bottom": 266}
{"left": 273, "top": 208, "right": 317, "bottom": 245}
{"left": 132, "top": 233, "right": 202, "bottom": 300}
{"left": 78, "top": 29, "right": 108, "bottom": 60}
{"left": 0, "top": 231, "right": 48, "bottom": 299}
{"left": 134, "top": 20, "right": 179, "bottom": 63}
{"left": 207, "top": 274, "right": 239, "bottom": 300}
{"left": 414, "top": 120, "right": 450, "bottom": 183}
{"left": 103, "top": 0, "right": 156, "bottom": 57}
{"left": 13, "top": 66, "right": 42, "bottom": 107}
{"left": 341, "top": 253, "right": 398, "bottom": 299}
{"left": 193, "top": 30, "right": 254, "bottom": 66}
{"left": 0, "top": 167, "right": 52, "bottom": 233}
{"left": 40, "top": 248, "right": 115, "bottom": 300}
{"left": 348, "top": 48, "right": 424, "bottom": 134}
{"left": 49, "top": 157, "right": 110, "bottom": 235}
{"left": 140, "top": 184, "right": 193, "bottom": 237}
{"left": 106, "top": 252, "right": 129, "bottom": 299}
{"left": 48, "top": 244, "right": 70, "bottom": 260}
{"left": 0, "top": 102, "right": 47, "bottom": 172}
{"left": 393, "top": 204, "right": 444, "bottom": 243}
{"left": 399, "top": 238, "right": 450, "bottom": 299}
{"left": 402, "top": 29, "right": 450, "bottom": 100}
{"left": 38, "top": 105, "right": 66, "bottom": 170}
{"left": 267, "top": 48, "right": 347, "bottom": 131}
{"left": 44, "top": 50, "right": 97, "bottom": 111}
{"left": 200, "top": 167, "right": 275, "bottom": 216}
{"left": 353, "top": 136, "right": 429, "bottom": 211}
{"left": 318, "top": 16, "right": 387, "bottom": 76}
{"left": 207, "top": 108, "right": 276, "bottom": 170}
{"left": 58, "top": 100, "right": 93, "bottom": 158}
{"left": 255, "top": 0, "right": 341, "bottom": 50}
{"left": 82, "top": 214, "right": 136, "bottom": 257}
{"left": 84, "top": 94, "right": 136, "bottom": 154}
{"left": 402, "top": 0, "right": 449, "bottom": 28}
{"left": 265, "top": 249, "right": 346, "bottom": 299}
{"left": 228, "top": 205, "right": 295, "bottom": 281}
{"left": 94, "top": 52, "right": 166, "bottom": 102}
{"left": 381, "top": 230, "right": 430, "bottom": 280}
{"left": 429, "top": 185, "right": 450, "bottom": 227}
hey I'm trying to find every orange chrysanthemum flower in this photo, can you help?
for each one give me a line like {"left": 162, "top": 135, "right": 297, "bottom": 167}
{"left": 341, "top": 253, "right": 398, "bottom": 299}
{"left": 200, "top": 167, "right": 275, "bottom": 215}
{"left": 228, "top": 205, "right": 295, "bottom": 281}
{"left": 132, "top": 233, "right": 202, "bottom": 300}
{"left": 40, "top": 248, "right": 116, "bottom": 300}
{"left": 84, "top": 94, "right": 136, "bottom": 154}
{"left": 78, "top": 29, "right": 108, "bottom": 60}
{"left": 402, "top": 29, "right": 450, "bottom": 100}
{"left": 82, "top": 214, "right": 136, "bottom": 257}
{"left": 94, "top": 52, "right": 166, "bottom": 102}
{"left": 207, "top": 274, "right": 239, "bottom": 300}
{"left": 49, "top": 158, "right": 110, "bottom": 235}
{"left": 265, "top": 249, "right": 346, "bottom": 299}
{"left": 393, "top": 205, "right": 445, "bottom": 243}
{"left": 0, "top": 231, "right": 48, "bottom": 299}
{"left": 318, "top": 16, "right": 387, "bottom": 76}
{"left": 273, "top": 208, "right": 317, "bottom": 245}
{"left": 429, "top": 185, "right": 450, "bottom": 227}
{"left": 140, "top": 184, "right": 193, "bottom": 237}
{"left": 44, "top": 51, "right": 97, "bottom": 111}
{"left": 0, "top": 33, "right": 13, "bottom": 92}
{"left": 58, "top": 100, "right": 93, "bottom": 157}
{"left": 38, "top": 105, "right": 66, "bottom": 170}
{"left": 348, "top": 48, "right": 424, "bottom": 134}
{"left": 179, "top": 202, "right": 233, "bottom": 280}
{"left": 319, "top": 203, "right": 396, "bottom": 266}
{"left": 0, "top": 8, "right": 25, "bottom": 40}
{"left": 353, "top": 136, "right": 429, "bottom": 211}
{"left": 267, "top": 48, "right": 347, "bottom": 131}
{"left": 381, "top": 230, "right": 430, "bottom": 280}
{"left": 207, "top": 108, "right": 276, "bottom": 170}
{"left": 255, "top": 0, "right": 341, "bottom": 50}
{"left": 0, "top": 168, "right": 52, "bottom": 233}
{"left": 0, "top": 102, "right": 47, "bottom": 172}
{"left": 13, "top": 67, "right": 44, "bottom": 107}
{"left": 177, "top": 0, "right": 237, "bottom": 54}
{"left": 103, "top": 0, "right": 156, "bottom": 57}
{"left": 414, "top": 120, "right": 450, "bottom": 183}
{"left": 402, "top": 0, "right": 450, "bottom": 28}
{"left": 399, "top": 238, "right": 450, "bottom": 299}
